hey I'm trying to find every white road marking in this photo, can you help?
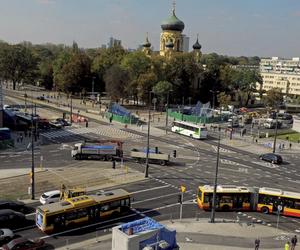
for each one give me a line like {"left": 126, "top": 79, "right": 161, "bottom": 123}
{"left": 131, "top": 185, "right": 170, "bottom": 194}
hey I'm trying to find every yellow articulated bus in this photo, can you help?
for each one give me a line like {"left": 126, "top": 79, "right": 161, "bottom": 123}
{"left": 36, "top": 189, "right": 131, "bottom": 233}
{"left": 197, "top": 185, "right": 254, "bottom": 211}
{"left": 197, "top": 185, "right": 300, "bottom": 218}
{"left": 257, "top": 187, "right": 300, "bottom": 217}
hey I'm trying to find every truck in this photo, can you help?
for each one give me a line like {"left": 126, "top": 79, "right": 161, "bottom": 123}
{"left": 130, "top": 148, "right": 170, "bottom": 166}
{"left": 71, "top": 140, "right": 123, "bottom": 161}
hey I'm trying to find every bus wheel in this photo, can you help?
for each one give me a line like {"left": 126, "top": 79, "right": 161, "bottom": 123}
{"left": 106, "top": 155, "right": 113, "bottom": 161}
{"left": 160, "top": 160, "right": 166, "bottom": 166}
{"left": 261, "top": 207, "right": 269, "bottom": 214}
{"left": 222, "top": 205, "right": 230, "bottom": 211}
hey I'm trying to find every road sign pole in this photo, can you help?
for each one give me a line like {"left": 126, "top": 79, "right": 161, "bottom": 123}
{"left": 179, "top": 192, "right": 183, "bottom": 220}
{"left": 276, "top": 205, "right": 282, "bottom": 231}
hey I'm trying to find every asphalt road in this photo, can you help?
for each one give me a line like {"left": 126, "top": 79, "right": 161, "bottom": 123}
{"left": 2, "top": 90, "right": 300, "bottom": 249}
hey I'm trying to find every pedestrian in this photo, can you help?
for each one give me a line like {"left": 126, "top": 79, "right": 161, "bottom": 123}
{"left": 282, "top": 144, "right": 285, "bottom": 149}
{"left": 289, "top": 143, "right": 292, "bottom": 149}
{"left": 20, "top": 134, "right": 23, "bottom": 143}
{"left": 255, "top": 139, "right": 258, "bottom": 143}
{"left": 109, "top": 117, "right": 112, "bottom": 124}
{"left": 86, "top": 121, "right": 88, "bottom": 128}
{"left": 291, "top": 235, "right": 297, "bottom": 250}
{"left": 37, "top": 131, "right": 40, "bottom": 140}
{"left": 254, "top": 238, "right": 260, "bottom": 250}
{"left": 279, "top": 143, "right": 282, "bottom": 150}
{"left": 285, "top": 241, "right": 290, "bottom": 250}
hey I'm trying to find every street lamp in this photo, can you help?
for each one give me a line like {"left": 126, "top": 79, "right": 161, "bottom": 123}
{"left": 145, "top": 91, "right": 153, "bottom": 178}
{"left": 165, "top": 90, "right": 173, "bottom": 134}
{"left": 31, "top": 101, "right": 35, "bottom": 200}
{"left": 210, "top": 126, "right": 221, "bottom": 223}
{"left": 70, "top": 94, "right": 73, "bottom": 125}
{"left": 209, "top": 90, "right": 219, "bottom": 110}
{"left": 273, "top": 108, "right": 279, "bottom": 153}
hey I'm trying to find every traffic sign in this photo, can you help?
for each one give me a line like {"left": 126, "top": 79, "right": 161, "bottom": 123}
{"left": 181, "top": 185, "right": 186, "bottom": 193}
{"left": 277, "top": 205, "right": 282, "bottom": 212}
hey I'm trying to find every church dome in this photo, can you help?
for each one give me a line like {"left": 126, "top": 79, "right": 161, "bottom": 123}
{"left": 161, "top": 9, "right": 185, "bottom": 32}
{"left": 142, "top": 36, "right": 151, "bottom": 48}
{"left": 193, "top": 38, "right": 201, "bottom": 50}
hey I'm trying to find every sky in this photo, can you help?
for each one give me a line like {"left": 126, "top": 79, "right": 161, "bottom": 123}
{"left": 0, "top": 0, "right": 300, "bottom": 57}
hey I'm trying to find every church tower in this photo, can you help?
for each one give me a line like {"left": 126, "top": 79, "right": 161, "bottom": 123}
{"left": 192, "top": 34, "right": 202, "bottom": 63}
{"left": 160, "top": 1, "right": 185, "bottom": 57}
{"left": 142, "top": 33, "right": 152, "bottom": 56}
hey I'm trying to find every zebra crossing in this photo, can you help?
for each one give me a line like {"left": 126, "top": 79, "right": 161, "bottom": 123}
{"left": 41, "top": 126, "right": 142, "bottom": 141}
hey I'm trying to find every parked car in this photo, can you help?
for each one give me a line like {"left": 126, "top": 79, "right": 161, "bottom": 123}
{"left": 0, "top": 237, "right": 45, "bottom": 250}
{"left": 56, "top": 118, "right": 71, "bottom": 127}
{"left": 39, "top": 190, "right": 61, "bottom": 205}
{"left": 0, "top": 200, "right": 26, "bottom": 213}
{"left": 0, "top": 229, "right": 14, "bottom": 245}
{"left": 0, "top": 210, "right": 26, "bottom": 228}
{"left": 259, "top": 153, "right": 283, "bottom": 164}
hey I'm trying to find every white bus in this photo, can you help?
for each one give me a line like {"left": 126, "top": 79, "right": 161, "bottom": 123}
{"left": 171, "top": 120, "right": 208, "bottom": 139}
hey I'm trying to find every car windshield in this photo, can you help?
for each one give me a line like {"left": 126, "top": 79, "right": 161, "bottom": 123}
{"left": 0, "top": 230, "right": 3, "bottom": 235}
{"left": 41, "top": 194, "right": 49, "bottom": 199}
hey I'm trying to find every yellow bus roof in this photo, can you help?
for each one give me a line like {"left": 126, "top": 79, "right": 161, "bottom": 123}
{"left": 38, "top": 189, "right": 130, "bottom": 214}
{"left": 199, "top": 185, "right": 251, "bottom": 193}
{"left": 259, "top": 187, "right": 300, "bottom": 200}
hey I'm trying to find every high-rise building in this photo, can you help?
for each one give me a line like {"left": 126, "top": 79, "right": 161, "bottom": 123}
{"left": 108, "top": 37, "right": 122, "bottom": 48}
{"left": 182, "top": 34, "right": 189, "bottom": 52}
{"left": 259, "top": 57, "right": 300, "bottom": 97}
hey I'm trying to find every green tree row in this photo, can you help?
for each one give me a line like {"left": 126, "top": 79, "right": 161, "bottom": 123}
{"left": 0, "top": 40, "right": 265, "bottom": 107}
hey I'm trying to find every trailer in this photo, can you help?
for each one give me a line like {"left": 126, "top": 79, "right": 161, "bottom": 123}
{"left": 130, "top": 148, "right": 170, "bottom": 166}
{"left": 71, "top": 140, "right": 123, "bottom": 161}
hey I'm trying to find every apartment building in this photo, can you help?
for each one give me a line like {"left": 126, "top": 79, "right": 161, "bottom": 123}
{"left": 260, "top": 57, "right": 300, "bottom": 97}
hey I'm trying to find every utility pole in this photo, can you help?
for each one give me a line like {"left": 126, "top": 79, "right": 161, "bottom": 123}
{"left": 70, "top": 95, "right": 73, "bottom": 125}
{"left": 210, "top": 126, "right": 221, "bottom": 223}
{"left": 31, "top": 105, "right": 35, "bottom": 200}
{"left": 273, "top": 109, "right": 279, "bottom": 153}
{"left": 165, "top": 90, "right": 171, "bottom": 134}
{"left": 145, "top": 91, "right": 152, "bottom": 178}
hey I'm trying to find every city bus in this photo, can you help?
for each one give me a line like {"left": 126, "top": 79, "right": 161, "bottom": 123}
{"left": 197, "top": 185, "right": 300, "bottom": 218}
{"left": 171, "top": 120, "right": 208, "bottom": 139}
{"left": 257, "top": 187, "right": 300, "bottom": 217}
{"left": 197, "top": 185, "right": 253, "bottom": 211}
{"left": 36, "top": 189, "right": 131, "bottom": 233}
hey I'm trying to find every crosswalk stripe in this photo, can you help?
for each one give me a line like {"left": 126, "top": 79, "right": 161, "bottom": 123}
{"left": 41, "top": 126, "right": 142, "bottom": 140}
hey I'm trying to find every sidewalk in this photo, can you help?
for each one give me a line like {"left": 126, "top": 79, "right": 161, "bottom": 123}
{"left": 54, "top": 218, "right": 296, "bottom": 250}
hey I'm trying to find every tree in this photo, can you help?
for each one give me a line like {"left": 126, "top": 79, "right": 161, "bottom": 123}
{"left": 165, "top": 53, "right": 201, "bottom": 103}
{"left": 152, "top": 81, "right": 173, "bottom": 104}
{"left": 0, "top": 44, "right": 37, "bottom": 89}
{"left": 217, "top": 92, "right": 231, "bottom": 109}
{"left": 53, "top": 52, "right": 91, "bottom": 93}
{"left": 263, "top": 88, "right": 284, "bottom": 108}
{"left": 104, "top": 64, "right": 128, "bottom": 102}
{"left": 232, "top": 69, "right": 262, "bottom": 107}
{"left": 38, "top": 60, "right": 54, "bottom": 90}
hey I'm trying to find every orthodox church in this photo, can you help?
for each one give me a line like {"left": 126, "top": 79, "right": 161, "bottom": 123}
{"left": 142, "top": 1, "right": 202, "bottom": 62}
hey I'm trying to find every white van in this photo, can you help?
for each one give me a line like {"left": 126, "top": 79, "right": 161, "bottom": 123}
{"left": 39, "top": 190, "right": 60, "bottom": 205}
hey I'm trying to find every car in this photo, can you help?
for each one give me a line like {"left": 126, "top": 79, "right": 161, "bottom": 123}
{"left": 39, "top": 190, "right": 61, "bottom": 205}
{"left": 0, "top": 229, "right": 14, "bottom": 245}
{"left": 55, "top": 118, "right": 71, "bottom": 127}
{"left": 0, "top": 237, "right": 45, "bottom": 250}
{"left": 0, "top": 210, "right": 26, "bottom": 228}
{"left": 49, "top": 121, "right": 63, "bottom": 129}
{"left": 259, "top": 153, "right": 283, "bottom": 164}
{"left": 36, "top": 96, "right": 45, "bottom": 101}
{"left": 0, "top": 200, "right": 26, "bottom": 213}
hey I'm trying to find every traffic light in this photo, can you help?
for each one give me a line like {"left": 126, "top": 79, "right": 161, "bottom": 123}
{"left": 178, "top": 194, "right": 182, "bottom": 204}
{"left": 173, "top": 150, "right": 177, "bottom": 158}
